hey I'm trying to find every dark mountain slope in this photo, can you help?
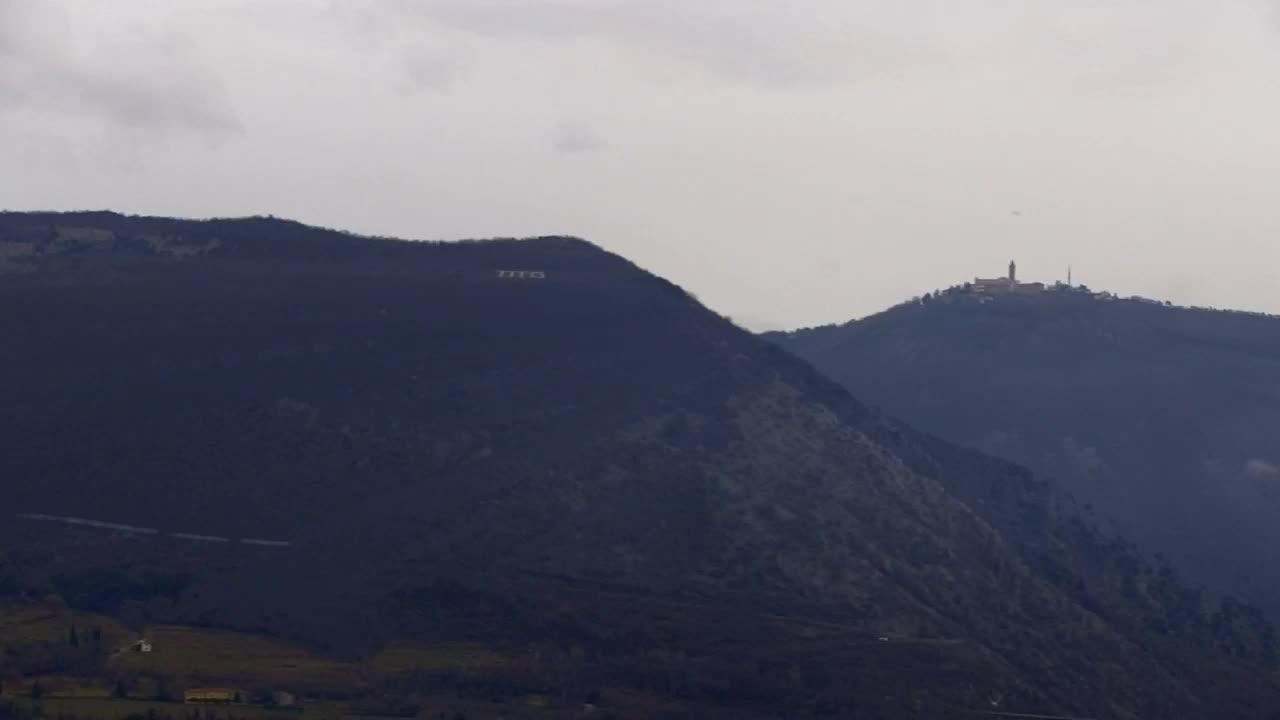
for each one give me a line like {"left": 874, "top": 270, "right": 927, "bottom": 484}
{"left": 767, "top": 289, "right": 1280, "bottom": 621}
{"left": 1, "top": 214, "right": 1278, "bottom": 718}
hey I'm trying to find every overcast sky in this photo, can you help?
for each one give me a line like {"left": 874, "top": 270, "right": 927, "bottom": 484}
{"left": 3, "top": 0, "right": 1280, "bottom": 329}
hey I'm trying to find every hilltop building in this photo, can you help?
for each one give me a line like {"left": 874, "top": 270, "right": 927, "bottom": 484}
{"left": 973, "top": 260, "right": 1045, "bottom": 294}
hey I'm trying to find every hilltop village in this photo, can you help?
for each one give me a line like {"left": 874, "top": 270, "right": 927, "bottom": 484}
{"left": 926, "top": 260, "right": 1160, "bottom": 305}
{"left": 895, "top": 260, "right": 1280, "bottom": 323}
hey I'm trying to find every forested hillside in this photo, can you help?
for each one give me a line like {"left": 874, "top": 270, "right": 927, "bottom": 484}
{"left": 769, "top": 288, "right": 1280, "bottom": 624}
{"left": 2, "top": 213, "right": 1278, "bottom": 719}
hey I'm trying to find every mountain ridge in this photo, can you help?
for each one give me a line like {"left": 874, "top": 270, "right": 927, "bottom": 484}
{"left": 2, "top": 211, "right": 1279, "bottom": 718}
{"left": 767, "top": 285, "right": 1280, "bottom": 622}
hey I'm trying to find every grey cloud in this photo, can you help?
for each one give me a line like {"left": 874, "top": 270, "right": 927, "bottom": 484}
{"left": 0, "top": 0, "right": 240, "bottom": 136}
{"left": 551, "top": 121, "right": 607, "bottom": 154}
{"left": 400, "top": 47, "right": 461, "bottom": 92}
{"left": 1009, "top": 3, "right": 1221, "bottom": 98}
{"left": 357, "top": 1, "right": 1218, "bottom": 96}
{"left": 309, "top": 3, "right": 465, "bottom": 94}
{"left": 378, "top": 0, "right": 948, "bottom": 89}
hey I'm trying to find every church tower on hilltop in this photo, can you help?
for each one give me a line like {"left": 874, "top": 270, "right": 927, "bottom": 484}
{"left": 974, "top": 259, "right": 1042, "bottom": 294}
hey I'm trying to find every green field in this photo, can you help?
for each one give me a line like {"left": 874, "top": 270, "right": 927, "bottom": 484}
{"left": 109, "top": 626, "right": 355, "bottom": 691}
{"left": 0, "top": 602, "right": 593, "bottom": 719}
{"left": 0, "top": 603, "right": 132, "bottom": 649}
